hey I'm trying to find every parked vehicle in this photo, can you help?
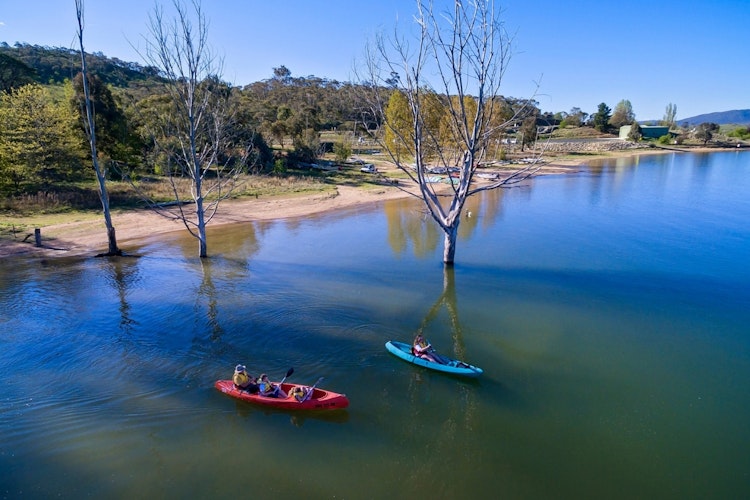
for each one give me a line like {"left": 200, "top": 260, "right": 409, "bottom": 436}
{"left": 360, "top": 164, "right": 377, "bottom": 173}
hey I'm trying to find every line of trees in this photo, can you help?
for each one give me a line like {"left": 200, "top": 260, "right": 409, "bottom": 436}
{"left": 0, "top": 60, "right": 377, "bottom": 194}
{"left": 1, "top": 41, "right": 546, "bottom": 200}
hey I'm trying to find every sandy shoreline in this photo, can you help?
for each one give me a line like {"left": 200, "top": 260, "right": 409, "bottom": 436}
{"left": 0, "top": 146, "right": 727, "bottom": 259}
{"left": 0, "top": 183, "right": 426, "bottom": 258}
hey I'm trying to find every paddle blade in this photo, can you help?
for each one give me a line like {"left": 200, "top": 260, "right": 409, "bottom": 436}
{"left": 286, "top": 367, "right": 294, "bottom": 378}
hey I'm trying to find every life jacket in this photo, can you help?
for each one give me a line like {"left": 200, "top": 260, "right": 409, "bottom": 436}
{"left": 259, "top": 380, "right": 276, "bottom": 395}
{"left": 233, "top": 371, "right": 250, "bottom": 388}
{"left": 413, "top": 337, "right": 430, "bottom": 355}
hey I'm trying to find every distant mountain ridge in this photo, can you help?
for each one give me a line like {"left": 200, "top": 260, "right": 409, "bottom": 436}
{"left": 0, "top": 43, "right": 162, "bottom": 89}
{"left": 3, "top": 43, "right": 749, "bottom": 126}
{"left": 677, "top": 109, "right": 750, "bottom": 126}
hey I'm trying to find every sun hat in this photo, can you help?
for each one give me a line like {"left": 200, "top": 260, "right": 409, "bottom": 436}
{"left": 235, "top": 364, "right": 246, "bottom": 372}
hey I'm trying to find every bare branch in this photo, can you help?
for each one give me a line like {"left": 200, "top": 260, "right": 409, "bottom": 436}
{"left": 132, "top": 0, "right": 248, "bottom": 258}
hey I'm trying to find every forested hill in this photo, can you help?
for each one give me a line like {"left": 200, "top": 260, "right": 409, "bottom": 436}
{"left": 0, "top": 42, "right": 162, "bottom": 88}
{"left": 678, "top": 109, "right": 750, "bottom": 126}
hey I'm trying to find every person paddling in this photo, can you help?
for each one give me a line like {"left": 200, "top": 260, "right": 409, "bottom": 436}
{"left": 258, "top": 373, "right": 288, "bottom": 398}
{"left": 412, "top": 333, "right": 445, "bottom": 364}
{"left": 233, "top": 364, "right": 259, "bottom": 393}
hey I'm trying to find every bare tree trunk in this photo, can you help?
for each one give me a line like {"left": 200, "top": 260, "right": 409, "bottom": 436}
{"left": 443, "top": 223, "right": 458, "bottom": 265}
{"left": 75, "top": 0, "right": 120, "bottom": 256}
{"left": 196, "top": 185, "right": 207, "bottom": 258}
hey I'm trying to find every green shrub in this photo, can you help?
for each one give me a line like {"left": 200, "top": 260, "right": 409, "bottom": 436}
{"left": 273, "top": 158, "right": 287, "bottom": 174}
{"left": 728, "top": 127, "right": 750, "bottom": 140}
{"left": 333, "top": 141, "right": 352, "bottom": 162}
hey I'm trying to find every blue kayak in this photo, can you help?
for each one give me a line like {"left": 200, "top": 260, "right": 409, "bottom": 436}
{"left": 385, "top": 340, "right": 483, "bottom": 377}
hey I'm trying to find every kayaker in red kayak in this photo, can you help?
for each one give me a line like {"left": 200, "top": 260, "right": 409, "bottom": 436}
{"left": 258, "top": 373, "right": 288, "bottom": 398}
{"left": 289, "top": 386, "right": 309, "bottom": 402}
{"left": 233, "top": 364, "right": 260, "bottom": 394}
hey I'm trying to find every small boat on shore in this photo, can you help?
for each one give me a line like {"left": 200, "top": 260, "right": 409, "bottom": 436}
{"left": 214, "top": 380, "right": 349, "bottom": 411}
{"left": 385, "top": 340, "right": 483, "bottom": 377}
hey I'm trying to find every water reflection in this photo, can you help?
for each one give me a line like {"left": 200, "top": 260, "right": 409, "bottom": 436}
{"left": 167, "top": 217, "right": 262, "bottom": 262}
{"left": 383, "top": 187, "right": 506, "bottom": 257}
{"left": 101, "top": 257, "right": 141, "bottom": 335}
{"left": 384, "top": 198, "right": 440, "bottom": 257}
{"left": 236, "top": 402, "right": 350, "bottom": 427}
{"left": 415, "top": 267, "right": 468, "bottom": 362}
{"left": 395, "top": 267, "right": 482, "bottom": 496}
{"left": 197, "top": 259, "right": 223, "bottom": 342}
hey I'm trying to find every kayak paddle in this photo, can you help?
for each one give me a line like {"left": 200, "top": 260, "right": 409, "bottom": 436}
{"left": 273, "top": 367, "right": 294, "bottom": 396}
{"left": 300, "top": 376, "right": 325, "bottom": 402}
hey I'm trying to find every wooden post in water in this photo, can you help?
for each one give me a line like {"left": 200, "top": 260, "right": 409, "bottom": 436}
{"left": 34, "top": 228, "right": 42, "bottom": 247}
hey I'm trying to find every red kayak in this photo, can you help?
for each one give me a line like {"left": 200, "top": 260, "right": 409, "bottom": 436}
{"left": 214, "top": 380, "right": 349, "bottom": 411}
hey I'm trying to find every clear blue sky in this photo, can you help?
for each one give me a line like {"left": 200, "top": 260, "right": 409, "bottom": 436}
{"left": 1, "top": 0, "right": 746, "bottom": 121}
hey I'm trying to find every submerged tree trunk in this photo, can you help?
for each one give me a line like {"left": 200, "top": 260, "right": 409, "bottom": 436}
{"left": 442, "top": 224, "right": 458, "bottom": 266}
{"left": 196, "top": 185, "right": 207, "bottom": 258}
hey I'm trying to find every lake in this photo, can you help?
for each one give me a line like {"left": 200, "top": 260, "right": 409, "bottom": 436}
{"left": 1, "top": 151, "right": 749, "bottom": 499}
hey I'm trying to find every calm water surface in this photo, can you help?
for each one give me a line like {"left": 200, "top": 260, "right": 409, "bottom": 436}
{"left": 1, "top": 151, "right": 749, "bottom": 499}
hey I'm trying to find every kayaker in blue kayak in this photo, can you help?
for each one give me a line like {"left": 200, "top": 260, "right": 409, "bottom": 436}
{"left": 233, "top": 364, "right": 260, "bottom": 394}
{"left": 412, "top": 333, "right": 447, "bottom": 364}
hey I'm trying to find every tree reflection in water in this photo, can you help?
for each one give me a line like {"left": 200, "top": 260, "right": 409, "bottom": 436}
{"left": 384, "top": 187, "right": 506, "bottom": 258}
{"left": 198, "top": 259, "right": 224, "bottom": 342}
{"left": 403, "top": 266, "right": 480, "bottom": 492}
{"left": 103, "top": 256, "right": 140, "bottom": 336}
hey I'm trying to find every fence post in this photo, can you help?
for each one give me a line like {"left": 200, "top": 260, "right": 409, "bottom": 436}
{"left": 34, "top": 228, "right": 42, "bottom": 247}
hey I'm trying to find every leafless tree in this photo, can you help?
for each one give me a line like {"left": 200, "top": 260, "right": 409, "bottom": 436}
{"left": 75, "top": 0, "right": 121, "bottom": 256}
{"left": 139, "top": 0, "right": 248, "bottom": 258}
{"left": 360, "top": 0, "right": 542, "bottom": 265}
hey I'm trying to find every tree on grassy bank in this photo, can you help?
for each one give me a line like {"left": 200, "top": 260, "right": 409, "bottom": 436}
{"left": 361, "top": 0, "right": 541, "bottom": 265}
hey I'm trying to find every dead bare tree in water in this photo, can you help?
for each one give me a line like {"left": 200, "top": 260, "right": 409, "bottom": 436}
{"left": 361, "top": 0, "right": 543, "bottom": 265}
{"left": 139, "top": 0, "right": 249, "bottom": 258}
{"left": 75, "top": 0, "right": 121, "bottom": 256}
